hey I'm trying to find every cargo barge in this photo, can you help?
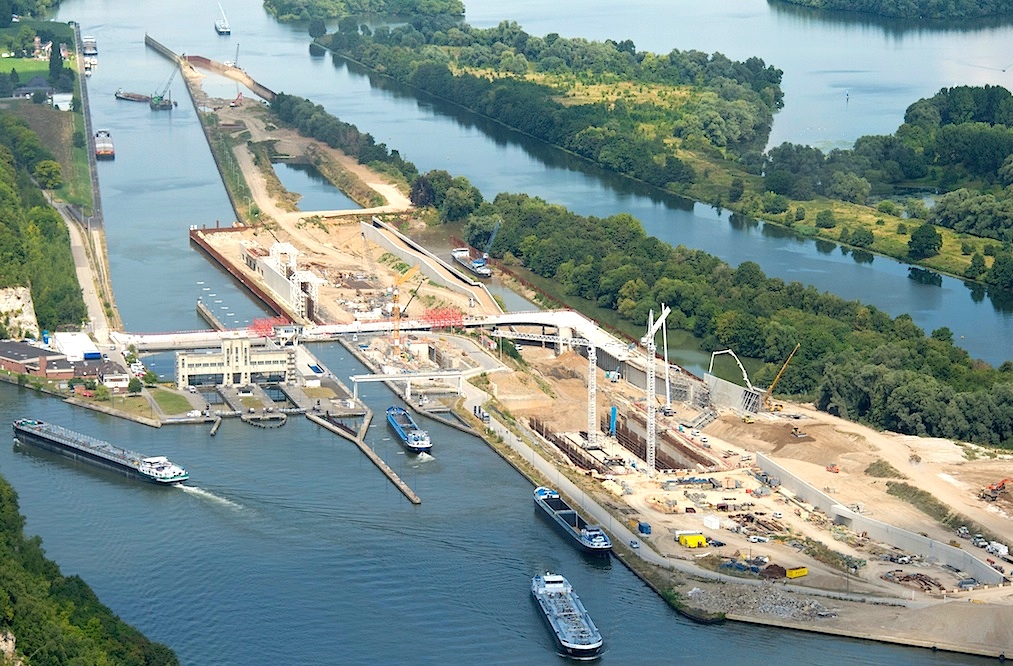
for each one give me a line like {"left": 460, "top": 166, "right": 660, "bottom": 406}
{"left": 531, "top": 572, "right": 603, "bottom": 659}
{"left": 386, "top": 406, "right": 432, "bottom": 453}
{"left": 12, "top": 418, "right": 188, "bottom": 485}
{"left": 94, "top": 129, "right": 115, "bottom": 159}
{"left": 533, "top": 486, "right": 612, "bottom": 554}
{"left": 115, "top": 89, "right": 151, "bottom": 103}
{"left": 451, "top": 247, "right": 492, "bottom": 278}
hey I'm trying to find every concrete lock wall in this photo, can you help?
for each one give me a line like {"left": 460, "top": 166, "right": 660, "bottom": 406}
{"left": 756, "top": 453, "right": 1004, "bottom": 585}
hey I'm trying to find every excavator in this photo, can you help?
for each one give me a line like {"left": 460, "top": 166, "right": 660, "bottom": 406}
{"left": 390, "top": 265, "right": 422, "bottom": 354}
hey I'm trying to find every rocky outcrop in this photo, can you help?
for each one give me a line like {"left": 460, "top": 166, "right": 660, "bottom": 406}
{"left": 0, "top": 287, "right": 40, "bottom": 339}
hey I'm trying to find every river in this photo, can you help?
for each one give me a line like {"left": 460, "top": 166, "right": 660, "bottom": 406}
{"left": 10, "top": 0, "right": 1007, "bottom": 662}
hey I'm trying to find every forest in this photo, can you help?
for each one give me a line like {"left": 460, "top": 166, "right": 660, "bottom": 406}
{"left": 318, "top": 19, "right": 783, "bottom": 190}
{"left": 0, "top": 476, "right": 179, "bottom": 663}
{"left": 264, "top": 0, "right": 463, "bottom": 22}
{"left": 761, "top": 85, "right": 1013, "bottom": 289}
{"left": 0, "top": 112, "right": 87, "bottom": 333}
{"left": 772, "top": 0, "right": 1013, "bottom": 19}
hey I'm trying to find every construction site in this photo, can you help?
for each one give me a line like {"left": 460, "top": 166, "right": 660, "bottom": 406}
{"left": 179, "top": 63, "right": 1013, "bottom": 657}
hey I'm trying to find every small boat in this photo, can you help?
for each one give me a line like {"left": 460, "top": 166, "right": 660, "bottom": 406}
{"left": 115, "top": 89, "right": 151, "bottom": 103}
{"left": 533, "top": 486, "right": 612, "bottom": 554}
{"left": 215, "top": 3, "right": 231, "bottom": 34}
{"left": 531, "top": 573, "right": 603, "bottom": 659}
{"left": 386, "top": 406, "right": 432, "bottom": 453}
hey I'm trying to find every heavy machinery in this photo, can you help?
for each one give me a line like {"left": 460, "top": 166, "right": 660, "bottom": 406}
{"left": 641, "top": 304, "right": 672, "bottom": 475}
{"left": 229, "top": 92, "right": 243, "bottom": 107}
{"left": 150, "top": 66, "right": 178, "bottom": 110}
{"left": 390, "top": 265, "right": 421, "bottom": 353}
{"left": 791, "top": 425, "right": 808, "bottom": 438}
{"left": 763, "top": 343, "right": 800, "bottom": 412}
{"left": 979, "top": 479, "right": 1010, "bottom": 502}
{"left": 826, "top": 463, "right": 840, "bottom": 473}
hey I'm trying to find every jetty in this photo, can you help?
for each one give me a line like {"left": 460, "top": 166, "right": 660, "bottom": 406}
{"left": 308, "top": 412, "right": 421, "bottom": 505}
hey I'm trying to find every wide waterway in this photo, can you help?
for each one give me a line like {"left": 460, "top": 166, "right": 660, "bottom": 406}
{"left": 11, "top": 0, "right": 1009, "bottom": 662}
{"left": 62, "top": 0, "right": 1013, "bottom": 366}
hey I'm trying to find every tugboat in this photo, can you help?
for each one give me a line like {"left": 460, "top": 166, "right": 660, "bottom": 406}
{"left": 386, "top": 406, "right": 432, "bottom": 453}
{"left": 531, "top": 572, "right": 603, "bottom": 659}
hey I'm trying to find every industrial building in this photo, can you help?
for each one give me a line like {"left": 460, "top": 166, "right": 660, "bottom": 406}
{"left": 174, "top": 336, "right": 297, "bottom": 390}
{"left": 241, "top": 241, "right": 325, "bottom": 323}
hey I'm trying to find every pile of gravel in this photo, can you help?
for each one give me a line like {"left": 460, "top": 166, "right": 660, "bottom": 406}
{"left": 686, "top": 583, "right": 835, "bottom": 621}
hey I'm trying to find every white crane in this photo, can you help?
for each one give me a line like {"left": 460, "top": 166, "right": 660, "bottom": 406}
{"left": 641, "top": 304, "right": 671, "bottom": 475}
{"left": 708, "top": 349, "right": 754, "bottom": 391}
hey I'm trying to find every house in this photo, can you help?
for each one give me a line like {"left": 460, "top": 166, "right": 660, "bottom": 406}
{"left": 13, "top": 75, "right": 53, "bottom": 99}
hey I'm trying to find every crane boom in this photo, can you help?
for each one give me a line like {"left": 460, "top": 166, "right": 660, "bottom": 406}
{"left": 763, "top": 343, "right": 800, "bottom": 410}
{"left": 392, "top": 265, "right": 422, "bottom": 353}
{"left": 643, "top": 305, "right": 671, "bottom": 475}
{"left": 708, "top": 349, "right": 754, "bottom": 391}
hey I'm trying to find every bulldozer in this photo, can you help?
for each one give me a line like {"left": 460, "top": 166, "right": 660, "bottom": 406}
{"left": 826, "top": 463, "right": 840, "bottom": 473}
{"left": 791, "top": 425, "right": 808, "bottom": 438}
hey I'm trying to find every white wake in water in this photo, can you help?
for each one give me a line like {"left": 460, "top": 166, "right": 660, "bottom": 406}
{"left": 414, "top": 452, "right": 435, "bottom": 463}
{"left": 178, "top": 485, "right": 242, "bottom": 509}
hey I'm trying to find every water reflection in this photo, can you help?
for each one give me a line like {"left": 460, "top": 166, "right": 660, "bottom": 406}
{"left": 908, "top": 267, "right": 943, "bottom": 287}
{"left": 766, "top": 0, "right": 1013, "bottom": 34}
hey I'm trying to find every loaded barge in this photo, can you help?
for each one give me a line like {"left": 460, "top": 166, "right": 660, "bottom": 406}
{"left": 531, "top": 572, "right": 603, "bottom": 659}
{"left": 12, "top": 418, "right": 188, "bottom": 485}
{"left": 94, "top": 129, "right": 115, "bottom": 159}
{"left": 386, "top": 406, "right": 432, "bottom": 453}
{"left": 534, "top": 486, "right": 611, "bottom": 554}
{"left": 451, "top": 247, "right": 492, "bottom": 278}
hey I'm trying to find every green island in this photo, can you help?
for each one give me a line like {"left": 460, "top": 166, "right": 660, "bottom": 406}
{"left": 771, "top": 0, "right": 1013, "bottom": 20}
{"left": 314, "top": 18, "right": 1013, "bottom": 291}
{"left": 0, "top": 476, "right": 178, "bottom": 663}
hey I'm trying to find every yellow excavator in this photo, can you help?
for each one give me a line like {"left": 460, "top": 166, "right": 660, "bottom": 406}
{"left": 763, "top": 343, "right": 800, "bottom": 412}
{"left": 391, "top": 265, "right": 422, "bottom": 352}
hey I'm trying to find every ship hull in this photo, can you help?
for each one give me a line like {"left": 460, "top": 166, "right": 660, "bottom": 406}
{"left": 386, "top": 407, "right": 432, "bottom": 453}
{"left": 534, "top": 487, "right": 611, "bottom": 555}
{"left": 13, "top": 421, "right": 186, "bottom": 485}
{"left": 532, "top": 574, "right": 603, "bottom": 659}
{"left": 451, "top": 250, "right": 492, "bottom": 278}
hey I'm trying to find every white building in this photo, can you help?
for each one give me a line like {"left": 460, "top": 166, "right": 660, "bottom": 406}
{"left": 175, "top": 337, "right": 297, "bottom": 390}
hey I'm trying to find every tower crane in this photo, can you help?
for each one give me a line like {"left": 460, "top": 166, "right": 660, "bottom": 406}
{"left": 391, "top": 265, "right": 421, "bottom": 353}
{"left": 641, "top": 304, "right": 671, "bottom": 475}
{"left": 763, "top": 342, "right": 800, "bottom": 412}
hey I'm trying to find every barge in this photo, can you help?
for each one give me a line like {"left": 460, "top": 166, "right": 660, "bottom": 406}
{"left": 533, "top": 486, "right": 612, "bottom": 554}
{"left": 94, "top": 129, "right": 115, "bottom": 159}
{"left": 386, "top": 406, "right": 432, "bottom": 453}
{"left": 115, "top": 89, "right": 151, "bottom": 103}
{"left": 12, "top": 418, "right": 188, "bottom": 485}
{"left": 531, "top": 572, "right": 603, "bottom": 659}
{"left": 451, "top": 247, "right": 492, "bottom": 278}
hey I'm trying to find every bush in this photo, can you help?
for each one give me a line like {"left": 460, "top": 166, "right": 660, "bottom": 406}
{"left": 815, "top": 210, "right": 836, "bottom": 228}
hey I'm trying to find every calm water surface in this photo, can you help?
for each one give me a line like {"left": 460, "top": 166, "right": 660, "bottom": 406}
{"left": 21, "top": 0, "right": 1013, "bottom": 661}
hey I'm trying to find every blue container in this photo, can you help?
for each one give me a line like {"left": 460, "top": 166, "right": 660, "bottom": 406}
{"left": 638, "top": 522, "right": 652, "bottom": 535}
{"left": 42, "top": 330, "right": 49, "bottom": 344}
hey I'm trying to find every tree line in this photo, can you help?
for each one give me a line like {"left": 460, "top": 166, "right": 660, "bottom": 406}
{"left": 0, "top": 112, "right": 86, "bottom": 334}
{"left": 265, "top": 0, "right": 463, "bottom": 22}
{"left": 772, "top": 0, "right": 1013, "bottom": 19}
{"left": 0, "top": 475, "right": 179, "bottom": 663}
{"left": 317, "top": 19, "right": 783, "bottom": 189}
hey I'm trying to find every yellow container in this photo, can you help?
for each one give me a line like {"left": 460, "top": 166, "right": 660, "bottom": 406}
{"left": 786, "top": 566, "right": 808, "bottom": 578}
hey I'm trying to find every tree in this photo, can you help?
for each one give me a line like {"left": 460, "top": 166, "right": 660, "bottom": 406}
{"left": 965, "top": 253, "right": 986, "bottom": 279}
{"left": 908, "top": 223, "right": 942, "bottom": 260}
{"left": 33, "top": 160, "right": 62, "bottom": 190}
{"left": 48, "top": 41, "right": 63, "bottom": 83}
{"left": 142, "top": 370, "right": 158, "bottom": 386}
{"left": 815, "top": 210, "right": 836, "bottom": 228}
{"left": 850, "top": 226, "right": 874, "bottom": 248}
{"left": 308, "top": 18, "right": 327, "bottom": 39}
{"left": 728, "top": 177, "right": 744, "bottom": 202}
{"left": 127, "top": 377, "right": 143, "bottom": 394}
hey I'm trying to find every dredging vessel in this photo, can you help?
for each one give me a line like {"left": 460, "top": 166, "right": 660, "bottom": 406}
{"left": 531, "top": 572, "right": 603, "bottom": 659}
{"left": 12, "top": 418, "right": 188, "bottom": 485}
{"left": 533, "top": 486, "right": 612, "bottom": 554}
{"left": 386, "top": 406, "right": 432, "bottom": 453}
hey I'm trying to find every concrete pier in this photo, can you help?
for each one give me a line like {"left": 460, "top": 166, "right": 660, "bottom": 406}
{"left": 307, "top": 412, "right": 421, "bottom": 505}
